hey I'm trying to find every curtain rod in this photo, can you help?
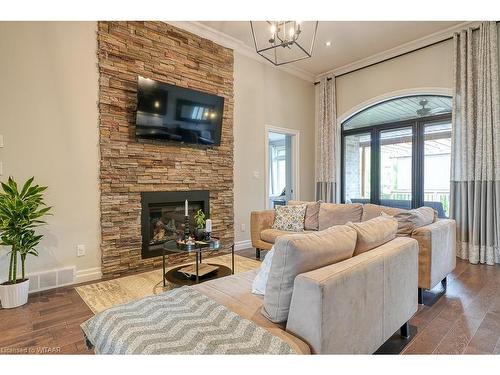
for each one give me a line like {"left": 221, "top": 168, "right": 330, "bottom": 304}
{"left": 313, "top": 21, "right": 499, "bottom": 85}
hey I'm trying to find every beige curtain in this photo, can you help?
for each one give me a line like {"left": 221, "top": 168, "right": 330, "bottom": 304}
{"left": 316, "top": 76, "right": 337, "bottom": 203}
{"left": 450, "top": 21, "right": 500, "bottom": 265}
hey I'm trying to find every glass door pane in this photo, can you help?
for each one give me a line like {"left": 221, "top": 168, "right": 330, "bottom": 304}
{"left": 380, "top": 127, "right": 413, "bottom": 209}
{"left": 344, "top": 133, "right": 371, "bottom": 203}
{"left": 424, "top": 122, "right": 452, "bottom": 218}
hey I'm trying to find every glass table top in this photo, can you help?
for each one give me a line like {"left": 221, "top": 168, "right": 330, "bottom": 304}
{"left": 160, "top": 238, "right": 232, "bottom": 254}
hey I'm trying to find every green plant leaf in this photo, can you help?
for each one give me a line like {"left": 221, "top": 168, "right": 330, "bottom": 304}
{"left": 19, "top": 177, "right": 34, "bottom": 198}
{"left": 0, "top": 177, "right": 50, "bottom": 281}
{"left": 1, "top": 181, "right": 15, "bottom": 196}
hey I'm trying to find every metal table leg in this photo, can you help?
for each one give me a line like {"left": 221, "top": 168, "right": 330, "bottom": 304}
{"left": 162, "top": 246, "right": 166, "bottom": 287}
{"left": 231, "top": 244, "right": 234, "bottom": 275}
{"left": 195, "top": 252, "right": 199, "bottom": 283}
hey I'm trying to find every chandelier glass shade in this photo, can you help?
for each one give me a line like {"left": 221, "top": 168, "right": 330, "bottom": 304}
{"left": 250, "top": 21, "right": 319, "bottom": 66}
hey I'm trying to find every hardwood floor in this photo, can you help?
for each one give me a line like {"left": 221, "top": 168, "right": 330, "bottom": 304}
{"left": 403, "top": 258, "right": 500, "bottom": 354}
{"left": 0, "top": 287, "right": 93, "bottom": 354}
{"left": 1, "top": 251, "right": 499, "bottom": 355}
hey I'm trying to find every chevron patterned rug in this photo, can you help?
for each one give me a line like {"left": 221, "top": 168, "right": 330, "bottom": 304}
{"left": 81, "top": 286, "right": 295, "bottom": 354}
{"left": 76, "top": 254, "right": 261, "bottom": 313}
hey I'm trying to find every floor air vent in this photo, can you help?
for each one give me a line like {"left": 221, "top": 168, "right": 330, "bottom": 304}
{"left": 28, "top": 267, "right": 76, "bottom": 293}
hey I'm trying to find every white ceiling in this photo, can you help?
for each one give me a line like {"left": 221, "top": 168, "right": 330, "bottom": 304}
{"left": 199, "top": 21, "right": 464, "bottom": 76}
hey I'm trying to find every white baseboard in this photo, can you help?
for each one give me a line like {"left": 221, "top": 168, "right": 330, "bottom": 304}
{"left": 75, "top": 267, "right": 102, "bottom": 284}
{"left": 234, "top": 240, "right": 252, "bottom": 251}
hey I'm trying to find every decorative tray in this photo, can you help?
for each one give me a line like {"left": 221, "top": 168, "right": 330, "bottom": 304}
{"left": 176, "top": 237, "right": 220, "bottom": 251}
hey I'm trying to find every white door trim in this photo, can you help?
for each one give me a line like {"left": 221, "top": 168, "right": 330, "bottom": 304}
{"left": 264, "top": 125, "right": 300, "bottom": 209}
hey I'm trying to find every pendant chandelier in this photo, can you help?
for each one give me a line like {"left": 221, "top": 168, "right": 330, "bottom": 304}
{"left": 250, "top": 21, "right": 319, "bottom": 66}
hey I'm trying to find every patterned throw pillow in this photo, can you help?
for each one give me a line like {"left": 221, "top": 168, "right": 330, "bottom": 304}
{"left": 272, "top": 204, "right": 307, "bottom": 232}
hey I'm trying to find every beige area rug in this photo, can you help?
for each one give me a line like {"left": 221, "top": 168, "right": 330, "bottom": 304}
{"left": 75, "top": 254, "right": 261, "bottom": 314}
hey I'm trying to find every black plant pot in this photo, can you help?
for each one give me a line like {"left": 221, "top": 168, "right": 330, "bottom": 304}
{"left": 194, "top": 228, "right": 206, "bottom": 241}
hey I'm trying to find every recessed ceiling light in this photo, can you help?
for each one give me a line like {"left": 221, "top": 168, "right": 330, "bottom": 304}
{"left": 325, "top": 41, "right": 332, "bottom": 47}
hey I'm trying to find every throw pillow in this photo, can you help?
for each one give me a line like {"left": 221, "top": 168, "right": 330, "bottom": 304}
{"left": 361, "top": 203, "right": 407, "bottom": 221}
{"left": 347, "top": 216, "right": 398, "bottom": 256}
{"left": 288, "top": 200, "right": 322, "bottom": 231}
{"left": 318, "top": 203, "right": 363, "bottom": 230}
{"left": 384, "top": 206, "right": 436, "bottom": 236}
{"left": 251, "top": 247, "right": 275, "bottom": 295}
{"left": 272, "top": 204, "right": 307, "bottom": 232}
{"left": 262, "top": 225, "right": 357, "bottom": 323}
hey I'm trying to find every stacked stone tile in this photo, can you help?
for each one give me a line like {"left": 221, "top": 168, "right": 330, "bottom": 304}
{"left": 98, "top": 21, "right": 234, "bottom": 278}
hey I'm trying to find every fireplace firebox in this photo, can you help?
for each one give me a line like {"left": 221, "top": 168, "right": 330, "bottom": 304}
{"left": 140, "top": 191, "right": 209, "bottom": 259}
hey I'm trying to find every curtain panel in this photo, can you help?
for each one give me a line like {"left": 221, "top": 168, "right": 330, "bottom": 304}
{"left": 316, "top": 76, "right": 337, "bottom": 203}
{"left": 450, "top": 21, "right": 500, "bottom": 265}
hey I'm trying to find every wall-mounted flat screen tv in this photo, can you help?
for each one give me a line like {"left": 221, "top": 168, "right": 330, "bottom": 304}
{"left": 135, "top": 76, "right": 224, "bottom": 146}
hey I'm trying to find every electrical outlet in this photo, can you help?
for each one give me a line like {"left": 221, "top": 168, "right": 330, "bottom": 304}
{"left": 76, "top": 244, "right": 86, "bottom": 257}
{"left": 240, "top": 223, "right": 246, "bottom": 232}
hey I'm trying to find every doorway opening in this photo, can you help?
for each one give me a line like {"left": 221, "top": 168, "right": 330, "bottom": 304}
{"left": 265, "top": 126, "right": 299, "bottom": 209}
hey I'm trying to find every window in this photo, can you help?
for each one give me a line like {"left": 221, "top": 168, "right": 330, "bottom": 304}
{"left": 424, "top": 121, "right": 452, "bottom": 217}
{"left": 380, "top": 127, "right": 413, "bottom": 209}
{"left": 344, "top": 133, "right": 371, "bottom": 202}
{"left": 341, "top": 95, "right": 452, "bottom": 218}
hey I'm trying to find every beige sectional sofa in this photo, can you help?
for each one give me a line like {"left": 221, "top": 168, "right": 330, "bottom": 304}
{"left": 251, "top": 201, "right": 457, "bottom": 304}
{"left": 195, "top": 224, "right": 419, "bottom": 354}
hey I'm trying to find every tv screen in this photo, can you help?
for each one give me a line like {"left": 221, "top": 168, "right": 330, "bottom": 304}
{"left": 135, "top": 76, "right": 224, "bottom": 146}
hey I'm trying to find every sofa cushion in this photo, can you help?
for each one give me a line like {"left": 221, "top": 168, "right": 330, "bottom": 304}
{"left": 272, "top": 204, "right": 307, "bottom": 232}
{"left": 318, "top": 203, "right": 363, "bottom": 230}
{"left": 361, "top": 203, "right": 406, "bottom": 221}
{"left": 261, "top": 229, "right": 313, "bottom": 244}
{"left": 347, "top": 216, "right": 398, "bottom": 256}
{"left": 262, "top": 225, "right": 357, "bottom": 323}
{"left": 288, "top": 200, "right": 321, "bottom": 231}
{"left": 387, "top": 206, "right": 437, "bottom": 237}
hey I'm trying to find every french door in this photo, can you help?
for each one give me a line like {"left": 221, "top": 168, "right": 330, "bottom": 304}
{"left": 341, "top": 113, "right": 452, "bottom": 217}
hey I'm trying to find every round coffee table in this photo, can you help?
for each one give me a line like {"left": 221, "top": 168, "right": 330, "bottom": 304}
{"left": 165, "top": 263, "right": 232, "bottom": 286}
{"left": 162, "top": 239, "right": 234, "bottom": 286}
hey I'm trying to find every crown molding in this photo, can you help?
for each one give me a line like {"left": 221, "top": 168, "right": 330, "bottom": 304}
{"left": 165, "top": 21, "right": 316, "bottom": 82}
{"left": 316, "top": 21, "right": 480, "bottom": 80}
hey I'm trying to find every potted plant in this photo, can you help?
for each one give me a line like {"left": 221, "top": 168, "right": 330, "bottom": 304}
{"left": 193, "top": 209, "right": 206, "bottom": 241}
{"left": 0, "top": 177, "right": 51, "bottom": 308}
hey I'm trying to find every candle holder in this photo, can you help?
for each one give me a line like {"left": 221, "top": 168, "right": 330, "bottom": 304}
{"left": 205, "top": 218, "right": 212, "bottom": 241}
{"left": 184, "top": 215, "right": 191, "bottom": 238}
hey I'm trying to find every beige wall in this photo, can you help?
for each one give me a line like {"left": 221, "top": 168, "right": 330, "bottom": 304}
{"left": 336, "top": 40, "right": 454, "bottom": 119}
{"left": 233, "top": 52, "right": 315, "bottom": 244}
{"left": 0, "top": 22, "right": 100, "bottom": 282}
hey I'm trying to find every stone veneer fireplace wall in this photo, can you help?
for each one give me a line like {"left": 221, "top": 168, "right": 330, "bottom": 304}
{"left": 98, "top": 21, "right": 234, "bottom": 278}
